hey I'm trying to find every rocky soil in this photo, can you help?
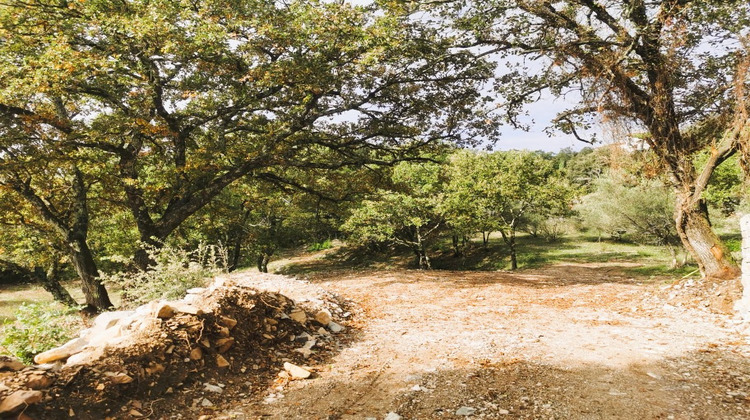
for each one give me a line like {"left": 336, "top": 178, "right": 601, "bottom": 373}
{"left": 0, "top": 273, "right": 353, "bottom": 419}
{"left": 3, "top": 261, "right": 750, "bottom": 419}
{"left": 218, "top": 263, "right": 750, "bottom": 419}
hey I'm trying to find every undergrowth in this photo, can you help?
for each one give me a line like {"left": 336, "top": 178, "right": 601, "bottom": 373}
{"left": 103, "top": 242, "right": 227, "bottom": 308}
{"left": 1, "top": 302, "right": 84, "bottom": 363}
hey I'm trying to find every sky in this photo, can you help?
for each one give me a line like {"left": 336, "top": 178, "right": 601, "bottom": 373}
{"left": 490, "top": 94, "right": 608, "bottom": 153}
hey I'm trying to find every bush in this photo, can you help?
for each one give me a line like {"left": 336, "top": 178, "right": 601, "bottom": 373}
{"left": 103, "top": 243, "right": 227, "bottom": 308}
{"left": 307, "top": 239, "right": 333, "bottom": 252}
{"left": 1, "top": 302, "right": 83, "bottom": 363}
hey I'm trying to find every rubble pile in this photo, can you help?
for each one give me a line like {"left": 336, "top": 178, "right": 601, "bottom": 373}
{"left": 0, "top": 273, "right": 353, "bottom": 419}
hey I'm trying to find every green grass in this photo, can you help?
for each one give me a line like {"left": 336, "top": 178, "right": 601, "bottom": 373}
{"left": 306, "top": 239, "right": 334, "bottom": 252}
{"left": 274, "top": 231, "right": 702, "bottom": 281}
{"left": 0, "top": 283, "right": 57, "bottom": 323}
{"left": 0, "top": 280, "right": 122, "bottom": 323}
{"left": 427, "top": 232, "right": 694, "bottom": 274}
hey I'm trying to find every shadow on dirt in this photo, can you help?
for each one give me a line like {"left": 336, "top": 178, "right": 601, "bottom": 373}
{"left": 295, "top": 266, "right": 660, "bottom": 290}
{"left": 244, "top": 347, "right": 750, "bottom": 419}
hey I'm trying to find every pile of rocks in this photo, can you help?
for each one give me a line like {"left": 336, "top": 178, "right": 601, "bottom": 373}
{"left": 0, "top": 273, "right": 351, "bottom": 419}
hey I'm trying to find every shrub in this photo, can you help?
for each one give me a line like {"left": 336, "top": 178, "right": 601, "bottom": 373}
{"left": 1, "top": 302, "right": 83, "bottom": 364}
{"left": 307, "top": 239, "right": 333, "bottom": 252}
{"left": 103, "top": 242, "right": 227, "bottom": 308}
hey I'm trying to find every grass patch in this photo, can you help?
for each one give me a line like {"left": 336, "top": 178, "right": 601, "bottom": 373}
{"left": 277, "top": 232, "right": 700, "bottom": 281}
{"left": 306, "top": 239, "right": 334, "bottom": 252}
{"left": 623, "top": 264, "right": 698, "bottom": 278}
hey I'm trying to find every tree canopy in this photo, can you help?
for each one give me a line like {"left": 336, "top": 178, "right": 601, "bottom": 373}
{"left": 433, "top": 0, "right": 750, "bottom": 278}
{"left": 0, "top": 0, "right": 495, "bottom": 309}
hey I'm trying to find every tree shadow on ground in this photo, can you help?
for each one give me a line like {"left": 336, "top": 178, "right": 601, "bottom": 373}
{"left": 299, "top": 266, "right": 665, "bottom": 290}
{"left": 276, "top": 235, "right": 696, "bottom": 282}
{"left": 243, "top": 347, "right": 750, "bottom": 419}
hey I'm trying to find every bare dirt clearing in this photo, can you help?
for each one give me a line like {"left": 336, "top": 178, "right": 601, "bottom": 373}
{"left": 222, "top": 262, "right": 750, "bottom": 419}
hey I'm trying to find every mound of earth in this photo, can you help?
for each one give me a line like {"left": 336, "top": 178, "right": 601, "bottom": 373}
{"left": 0, "top": 273, "right": 354, "bottom": 419}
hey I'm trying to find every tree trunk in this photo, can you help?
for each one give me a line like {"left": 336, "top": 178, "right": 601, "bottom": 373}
{"left": 133, "top": 234, "right": 162, "bottom": 271}
{"left": 509, "top": 230, "right": 518, "bottom": 270}
{"left": 666, "top": 245, "right": 679, "bottom": 270}
{"left": 228, "top": 236, "right": 242, "bottom": 272}
{"left": 257, "top": 253, "right": 270, "bottom": 273}
{"left": 451, "top": 234, "right": 462, "bottom": 258}
{"left": 414, "top": 247, "right": 431, "bottom": 270}
{"left": 482, "top": 231, "right": 490, "bottom": 249}
{"left": 414, "top": 231, "right": 431, "bottom": 270}
{"left": 675, "top": 194, "right": 739, "bottom": 280}
{"left": 500, "top": 227, "right": 518, "bottom": 270}
{"left": 37, "top": 264, "right": 77, "bottom": 307}
{"left": 66, "top": 238, "right": 113, "bottom": 311}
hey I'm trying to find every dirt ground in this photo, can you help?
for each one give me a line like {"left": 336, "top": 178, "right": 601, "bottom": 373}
{"left": 214, "top": 262, "right": 750, "bottom": 419}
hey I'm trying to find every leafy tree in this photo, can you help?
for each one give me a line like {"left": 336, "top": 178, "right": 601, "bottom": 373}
{"left": 557, "top": 147, "right": 611, "bottom": 192}
{"left": 0, "top": 159, "right": 112, "bottom": 310}
{"left": 0, "top": 0, "right": 495, "bottom": 274}
{"left": 344, "top": 161, "right": 444, "bottom": 269}
{"left": 484, "top": 151, "right": 575, "bottom": 270}
{"left": 441, "top": 150, "right": 500, "bottom": 253}
{"left": 438, "top": 0, "right": 750, "bottom": 278}
{"left": 442, "top": 150, "right": 575, "bottom": 269}
{"left": 577, "top": 171, "right": 684, "bottom": 267}
{"left": 696, "top": 153, "right": 744, "bottom": 216}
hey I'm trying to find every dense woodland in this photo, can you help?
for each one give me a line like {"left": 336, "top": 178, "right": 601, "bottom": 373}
{"left": 1, "top": 0, "right": 749, "bottom": 313}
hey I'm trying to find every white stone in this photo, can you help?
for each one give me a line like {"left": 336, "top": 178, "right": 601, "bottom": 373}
{"left": 384, "top": 413, "right": 402, "bottom": 420}
{"left": 283, "top": 362, "right": 311, "bottom": 379}
{"left": 456, "top": 407, "right": 476, "bottom": 416}
{"left": 66, "top": 345, "right": 107, "bottom": 366}
{"left": 203, "top": 383, "right": 224, "bottom": 394}
{"left": 92, "top": 310, "right": 134, "bottom": 332}
{"left": 328, "top": 321, "right": 345, "bottom": 333}
{"left": 34, "top": 337, "right": 88, "bottom": 364}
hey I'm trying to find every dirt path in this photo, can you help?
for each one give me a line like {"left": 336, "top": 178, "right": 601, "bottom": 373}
{"left": 220, "top": 264, "right": 750, "bottom": 419}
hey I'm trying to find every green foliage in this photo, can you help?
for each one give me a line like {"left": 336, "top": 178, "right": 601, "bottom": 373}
{"left": 695, "top": 153, "right": 744, "bottom": 216}
{"left": 577, "top": 172, "right": 679, "bottom": 247}
{"left": 344, "top": 160, "right": 444, "bottom": 268}
{"left": 1, "top": 303, "right": 83, "bottom": 364}
{"left": 102, "top": 243, "right": 226, "bottom": 307}
{"left": 724, "top": 238, "right": 742, "bottom": 253}
{"left": 307, "top": 239, "right": 334, "bottom": 252}
{"left": 436, "top": 0, "right": 747, "bottom": 276}
{"left": 1, "top": 0, "right": 495, "bottom": 303}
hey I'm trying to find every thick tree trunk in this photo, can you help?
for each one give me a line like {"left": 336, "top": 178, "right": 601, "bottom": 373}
{"left": 675, "top": 193, "right": 739, "bottom": 279}
{"left": 133, "top": 233, "right": 163, "bottom": 271}
{"left": 66, "top": 238, "right": 113, "bottom": 311}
